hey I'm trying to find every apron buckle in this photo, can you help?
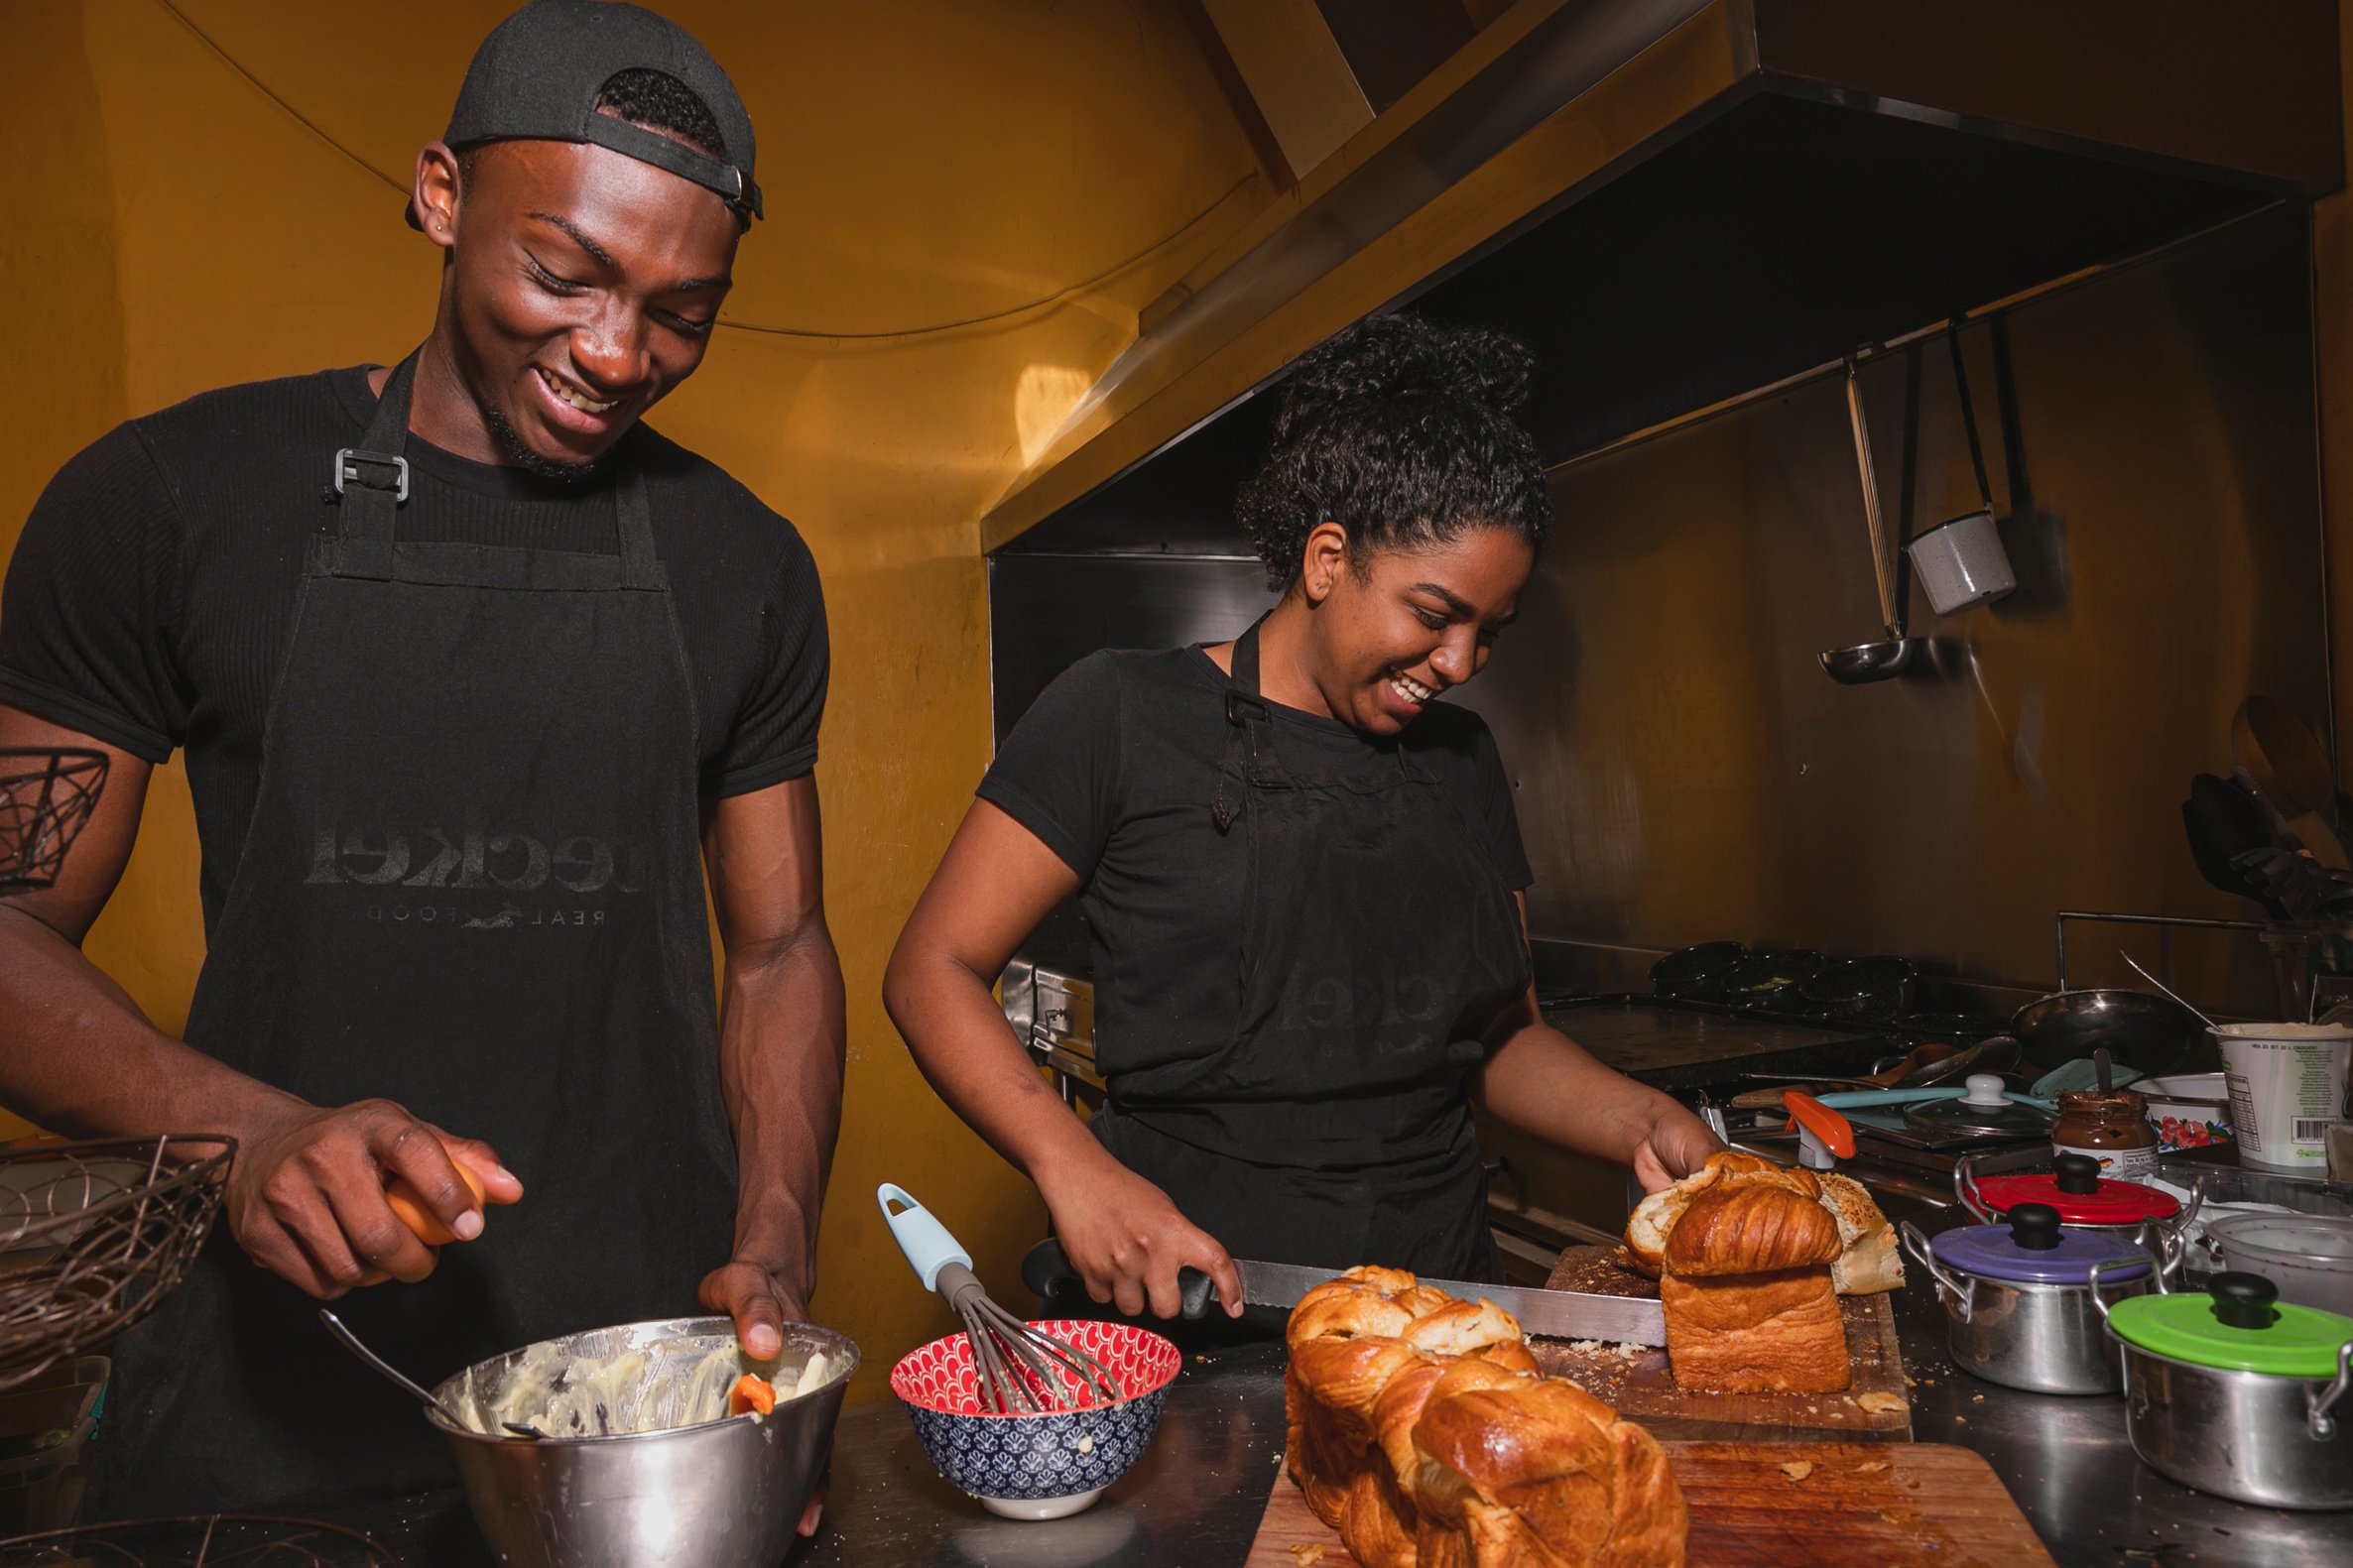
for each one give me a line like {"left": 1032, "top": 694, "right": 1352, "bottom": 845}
{"left": 331, "top": 447, "right": 410, "bottom": 503}
{"left": 1223, "top": 689, "right": 1269, "bottom": 727}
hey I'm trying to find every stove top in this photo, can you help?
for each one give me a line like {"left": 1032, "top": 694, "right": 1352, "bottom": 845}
{"left": 1538, "top": 993, "right": 1894, "bottom": 1091}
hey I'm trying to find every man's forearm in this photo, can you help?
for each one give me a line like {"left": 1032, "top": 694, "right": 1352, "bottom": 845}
{"left": 0, "top": 905, "right": 297, "bottom": 1140}
{"left": 717, "top": 921, "right": 846, "bottom": 1307}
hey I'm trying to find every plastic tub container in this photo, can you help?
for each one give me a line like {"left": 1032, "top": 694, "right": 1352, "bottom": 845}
{"left": 2202, "top": 1213, "right": 2353, "bottom": 1317}
{"left": 2212, "top": 1023, "right": 2353, "bottom": 1172}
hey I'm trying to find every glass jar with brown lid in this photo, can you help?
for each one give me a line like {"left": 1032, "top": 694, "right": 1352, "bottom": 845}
{"left": 2052, "top": 1088, "right": 2159, "bottom": 1178}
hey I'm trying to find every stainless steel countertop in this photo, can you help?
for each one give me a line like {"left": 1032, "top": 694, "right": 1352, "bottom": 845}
{"left": 344, "top": 1260, "right": 2353, "bottom": 1566}
{"left": 790, "top": 1255, "right": 2353, "bottom": 1567}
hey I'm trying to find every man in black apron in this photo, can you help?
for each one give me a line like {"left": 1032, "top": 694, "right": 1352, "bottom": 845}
{"left": 0, "top": 2, "right": 842, "bottom": 1528}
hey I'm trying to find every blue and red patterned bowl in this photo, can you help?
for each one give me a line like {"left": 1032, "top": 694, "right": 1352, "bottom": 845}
{"left": 889, "top": 1319, "right": 1181, "bottom": 1519}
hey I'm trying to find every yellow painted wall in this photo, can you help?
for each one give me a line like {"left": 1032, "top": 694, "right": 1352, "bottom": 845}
{"left": 0, "top": 0, "right": 1266, "bottom": 1401}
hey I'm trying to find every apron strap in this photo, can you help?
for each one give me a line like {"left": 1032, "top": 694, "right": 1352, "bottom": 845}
{"left": 329, "top": 354, "right": 421, "bottom": 582}
{"left": 1211, "top": 621, "right": 1271, "bottom": 833}
{"left": 614, "top": 464, "right": 663, "bottom": 590}
{"left": 1210, "top": 618, "right": 1414, "bottom": 831}
{"left": 328, "top": 352, "right": 663, "bottom": 589}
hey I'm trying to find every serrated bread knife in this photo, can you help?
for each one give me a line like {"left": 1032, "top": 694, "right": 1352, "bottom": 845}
{"left": 1019, "top": 1240, "right": 1665, "bottom": 1346}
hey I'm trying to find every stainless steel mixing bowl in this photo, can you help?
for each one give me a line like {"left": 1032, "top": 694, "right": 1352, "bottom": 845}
{"left": 427, "top": 1316, "right": 857, "bottom": 1568}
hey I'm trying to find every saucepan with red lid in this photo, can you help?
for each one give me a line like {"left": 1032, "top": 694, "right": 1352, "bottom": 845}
{"left": 1958, "top": 1149, "right": 2196, "bottom": 1249}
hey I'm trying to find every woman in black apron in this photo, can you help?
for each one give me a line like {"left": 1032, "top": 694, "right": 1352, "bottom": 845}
{"left": 886, "top": 315, "right": 1719, "bottom": 1319}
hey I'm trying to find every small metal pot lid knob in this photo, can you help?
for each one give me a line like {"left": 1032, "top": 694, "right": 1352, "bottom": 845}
{"left": 2107, "top": 1269, "right": 2353, "bottom": 1377}
{"left": 2010, "top": 1202, "right": 2063, "bottom": 1250}
{"left": 2208, "top": 1270, "right": 2280, "bottom": 1329}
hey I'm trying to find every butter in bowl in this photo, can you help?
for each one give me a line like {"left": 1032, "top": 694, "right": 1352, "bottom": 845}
{"left": 429, "top": 1316, "right": 856, "bottom": 1568}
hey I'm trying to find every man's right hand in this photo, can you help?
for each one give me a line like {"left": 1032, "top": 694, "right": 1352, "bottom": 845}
{"left": 1039, "top": 1155, "right": 1243, "bottom": 1321}
{"left": 225, "top": 1098, "right": 523, "bottom": 1298}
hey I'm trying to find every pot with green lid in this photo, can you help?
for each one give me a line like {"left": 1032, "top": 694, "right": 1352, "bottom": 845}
{"left": 2090, "top": 1266, "right": 2353, "bottom": 1508}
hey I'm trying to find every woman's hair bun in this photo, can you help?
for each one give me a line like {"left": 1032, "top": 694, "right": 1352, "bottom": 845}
{"left": 1272, "top": 312, "right": 1534, "bottom": 446}
{"left": 1235, "top": 312, "right": 1551, "bottom": 591}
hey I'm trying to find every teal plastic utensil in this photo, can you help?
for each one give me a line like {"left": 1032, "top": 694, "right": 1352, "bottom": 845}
{"left": 2032, "top": 1059, "right": 2146, "bottom": 1098}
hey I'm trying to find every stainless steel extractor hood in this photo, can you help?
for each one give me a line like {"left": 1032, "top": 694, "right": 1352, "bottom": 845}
{"left": 983, "top": 0, "right": 2340, "bottom": 552}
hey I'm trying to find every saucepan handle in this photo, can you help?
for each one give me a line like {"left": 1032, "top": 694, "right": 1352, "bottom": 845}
{"left": 1899, "top": 1221, "right": 1976, "bottom": 1323}
{"left": 2137, "top": 1216, "right": 2192, "bottom": 1280}
{"left": 2308, "top": 1340, "right": 2353, "bottom": 1441}
{"left": 1953, "top": 1156, "right": 1998, "bottom": 1224}
{"left": 2085, "top": 1256, "right": 2152, "bottom": 1321}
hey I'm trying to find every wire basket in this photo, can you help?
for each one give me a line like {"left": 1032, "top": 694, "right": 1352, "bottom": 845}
{"left": 0, "top": 1137, "right": 233, "bottom": 1390}
{"left": 0, "top": 750, "right": 108, "bottom": 897}
{"left": 0, "top": 1513, "right": 404, "bottom": 1566}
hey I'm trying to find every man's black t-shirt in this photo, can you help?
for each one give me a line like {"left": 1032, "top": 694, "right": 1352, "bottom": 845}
{"left": 0, "top": 367, "right": 827, "bottom": 930}
{"left": 977, "top": 646, "right": 1533, "bottom": 1097}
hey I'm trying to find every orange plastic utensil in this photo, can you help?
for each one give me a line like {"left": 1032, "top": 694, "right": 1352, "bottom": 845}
{"left": 1784, "top": 1091, "right": 1857, "bottom": 1163}
{"left": 728, "top": 1373, "right": 776, "bottom": 1416}
{"left": 386, "top": 1157, "right": 487, "bottom": 1247}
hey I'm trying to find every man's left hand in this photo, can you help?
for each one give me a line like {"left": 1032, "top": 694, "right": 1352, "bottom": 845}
{"left": 700, "top": 1255, "right": 801, "bottom": 1360}
{"left": 699, "top": 1256, "right": 827, "bottom": 1537}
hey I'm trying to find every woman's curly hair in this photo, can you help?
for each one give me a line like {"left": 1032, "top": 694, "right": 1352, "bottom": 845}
{"left": 1235, "top": 313, "right": 1549, "bottom": 590}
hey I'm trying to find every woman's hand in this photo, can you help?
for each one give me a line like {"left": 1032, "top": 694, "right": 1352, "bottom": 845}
{"left": 1039, "top": 1154, "right": 1245, "bottom": 1320}
{"left": 1629, "top": 1105, "right": 1723, "bottom": 1193}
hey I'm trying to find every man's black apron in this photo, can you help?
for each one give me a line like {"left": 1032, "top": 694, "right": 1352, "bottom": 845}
{"left": 1087, "top": 622, "right": 1532, "bottom": 1283}
{"left": 93, "top": 356, "right": 738, "bottom": 1514}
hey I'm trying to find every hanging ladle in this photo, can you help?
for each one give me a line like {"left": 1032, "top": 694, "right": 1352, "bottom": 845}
{"left": 1819, "top": 353, "right": 1918, "bottom": 683}
{"left": 320, "top": 1307, "right": 546, "bottom": 1440}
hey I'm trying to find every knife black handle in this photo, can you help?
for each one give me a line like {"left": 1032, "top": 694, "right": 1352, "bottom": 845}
{"left": 1018, "top": 1237, "right": 1218, "bottom": 1320}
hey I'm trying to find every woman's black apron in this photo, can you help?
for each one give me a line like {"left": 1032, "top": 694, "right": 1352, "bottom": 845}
{"left": 93, "top": 356, "right": 738, "bottom": 1514}
{"left": 1087, "top": 622, "right": 1532, "bottom": 1283}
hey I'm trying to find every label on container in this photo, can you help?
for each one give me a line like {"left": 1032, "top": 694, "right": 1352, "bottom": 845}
{"left": 2052, "top": 1141, "right": 2158, "bottom": 1179}
{"left": 2215, "top": 1030, "right": 2352, "bottom": 1168}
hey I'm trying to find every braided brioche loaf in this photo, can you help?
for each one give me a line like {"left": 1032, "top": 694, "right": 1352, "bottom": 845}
{"left": 1285, "top": 1266, "right": 1687, "bottom": 1568}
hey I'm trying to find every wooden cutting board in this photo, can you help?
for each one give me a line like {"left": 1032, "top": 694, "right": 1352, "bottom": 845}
{"left": 1529, "top": 1246, "right": 1910, "bottom": 1439}
{"left": 1243, "top": 1441, "right": 2052, "bottom": 1567}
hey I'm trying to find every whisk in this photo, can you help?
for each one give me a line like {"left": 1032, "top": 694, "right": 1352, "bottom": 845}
{"left": 879, "top": 1183, "right": 1123, "bottom": 1414}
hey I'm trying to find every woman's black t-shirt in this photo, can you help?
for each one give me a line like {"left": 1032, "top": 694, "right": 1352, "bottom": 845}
{"left": 977, "top": 645, "right": 1533, "bottom": 1094}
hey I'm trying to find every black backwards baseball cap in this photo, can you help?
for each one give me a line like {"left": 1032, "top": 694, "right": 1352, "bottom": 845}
{"left": 412, "top": 0, "right": 762, "bottom": 230}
